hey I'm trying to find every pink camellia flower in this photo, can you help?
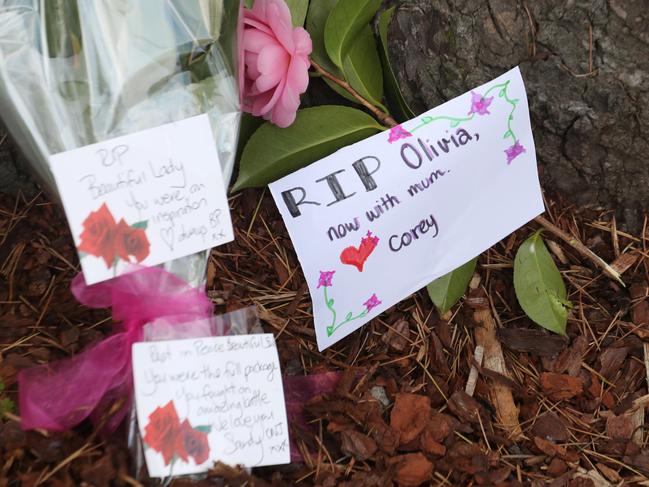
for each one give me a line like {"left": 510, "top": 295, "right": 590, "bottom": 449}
{"left": 363, "top": 294, "right": 382, "bottom": 313}
{"left": 468, "top": 91, "right": 493, "bottom": 116}
{"left": 388, "top": 124, "right": 412, "bottom": 144}
{"left": 241, "top": 0, "right": 312, "bottom": 128}
{"left": 504, "top": 140, "right": 526, "bottom": 164}
{"left": 317, "top": 270, "right": 335, "bottom": 288}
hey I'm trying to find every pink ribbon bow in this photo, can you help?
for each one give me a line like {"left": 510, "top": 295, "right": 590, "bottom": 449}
{"left": 19, "top": 267, "right": 212, "bottom": 433}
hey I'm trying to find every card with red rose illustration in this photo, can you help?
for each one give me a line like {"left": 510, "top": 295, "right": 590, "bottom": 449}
{"left": 132, "top": 334, "right": 290, "bottom": 478}
{"left": 49, "top": 114, "right": 234, "bottom": 285}
{"left": 269, "top": 68, "right": 544, "bottom": 350}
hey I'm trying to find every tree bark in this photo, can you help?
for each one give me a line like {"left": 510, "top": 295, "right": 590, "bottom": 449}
{"left": 387, "top": 0, "right": 649, "bottom": 230}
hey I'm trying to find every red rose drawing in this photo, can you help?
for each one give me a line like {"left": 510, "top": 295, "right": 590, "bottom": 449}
{"left": 77, "top": 203, "right": 117, "bottom": 267}
{"left": 114, "top": 219, "right": 150, "bottom": 263}
{"left": 143, "top": 401, "right": 181, "bottom": 465}
{"left": 174, "top": 419, "right": 210, "bottom": 465}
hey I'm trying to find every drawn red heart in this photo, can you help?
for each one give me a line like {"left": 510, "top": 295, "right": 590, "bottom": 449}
{"left": 339, "top": 232, "right": 379, "bottom": 272}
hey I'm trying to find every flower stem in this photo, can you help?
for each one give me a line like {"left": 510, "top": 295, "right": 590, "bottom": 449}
{"left": 483, "top": 80, "right": 518, "bottom": 142}
{"left": 324, "top": 286, "right": 336, "bottom": 330}
{"left": 310, "top": 59, "right": 398, "bottom": 128}
{"left": 327, "top": 308, "right": 369, "bottom": 336}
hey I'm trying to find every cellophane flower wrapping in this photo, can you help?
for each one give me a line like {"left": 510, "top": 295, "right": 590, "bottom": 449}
{"left": 0, "top": 0, "right": 241, "bottom": 288}
{"left": 0, "top": 0, "right": 242, "bottom": 479}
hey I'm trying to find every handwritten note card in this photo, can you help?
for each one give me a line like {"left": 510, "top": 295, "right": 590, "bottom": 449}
{"left": 269, "top": 67, "right": 544, "bottom": 350}
{"left": 50, "top": 114, "right": 234, "bottom": 285}
{"left": 132, "top": 334, "right": 289, "bottom": 478}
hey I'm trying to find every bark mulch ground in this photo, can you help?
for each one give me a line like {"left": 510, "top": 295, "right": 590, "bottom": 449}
{"left": 1, "top": 188, "right": 649, "bottom": 486}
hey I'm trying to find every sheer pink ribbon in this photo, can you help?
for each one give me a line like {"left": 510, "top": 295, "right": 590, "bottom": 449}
{"left": 18, "top": 267, "right": 212, "bottom": 433}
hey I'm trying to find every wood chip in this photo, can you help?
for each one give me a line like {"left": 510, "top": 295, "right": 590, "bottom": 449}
{"left": 540, "top": 372, "right": 584, "bottom": 400}
{"left": 610, "top": 252, "right": 639, "bottom": 275}
{"left": 389, "top": 393, "right": 430, "bottom": 445}
{"left": 389, "top": 453, "right": 433, "bottom": 487}
{"left": 465, "top": 345, "right": 483, "bottom": 396}
{"left": 532, "top": 412, "right": 569, "bottom": 442}
{"left": 605, "top": 414, "right": 634, "bottom": 440}
{"left": 473, "top": 302, "right": 522, "bottom": 439}
{"left": 497, "top": 328, "right": 567, "bottom": 357}
{"left": 340, "top": 429, "right": 378, "bottom": 461}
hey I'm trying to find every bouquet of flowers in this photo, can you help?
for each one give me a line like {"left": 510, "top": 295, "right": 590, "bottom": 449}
{"left": 0, "top": 0, "right": 241, "bottom": 287}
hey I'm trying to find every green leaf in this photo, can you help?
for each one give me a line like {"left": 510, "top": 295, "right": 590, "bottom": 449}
{"left": 426, "top": 258, "right": 477, "bottom": 314}
{"left": 514, "top": 231, "right": 571, "bottom": 336}
{"left": 306, "top": 0, "right": 343, "bottom": 75}
{"left": 244, "top": 0, "right": 253, "bottom": 8}
{"left": 324, "top": 0, "right": 382, "bottom": 69}
{"left": 342, "top": 25, "right": 386, "bottom": 112}
{"left": 131, "top": 221, "right": 148, "bottom": 230}
{"left": 0, "top": 398, "right": 14, "bottom": 416}
{"left": 285, "top": 0, "right": 309, "bottom": 27}
{"left": 233, "top": 106, "right": 383, "bottom": 190}
{"left": 194, "top": 425, "right": 212, "bottom": 434}
{"left": 377, "top": 7, "right": 415, "bottom": 121}
{"left": 306, "top": 0, "right": 362, "bottom": 104}
{"left": 236, "top": 113, "right": 264, "bottom": 163}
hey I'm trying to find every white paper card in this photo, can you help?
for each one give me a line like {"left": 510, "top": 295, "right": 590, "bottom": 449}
{"left": 50, "top": 114, "right": 234, "bottom": 285}
{"left": 269, "top": 67, "right": 544, "bottom": 350}
{"left": 132, "top": 334, "right": 290, "bottom": 478}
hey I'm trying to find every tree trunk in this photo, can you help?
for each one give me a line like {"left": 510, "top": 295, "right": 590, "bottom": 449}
{"left": 387, "top": 0, "right": 649, "bottom": 230}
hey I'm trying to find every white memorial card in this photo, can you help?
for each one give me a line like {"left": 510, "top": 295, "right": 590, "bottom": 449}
{"left": 132, "top": 334, "right": 290, "bottom": 478}
{"left": 269, "top": 67, "right": 544, "bottom": 350}
{"left": 50, "top": 114, "right": 234, "bottom": 285}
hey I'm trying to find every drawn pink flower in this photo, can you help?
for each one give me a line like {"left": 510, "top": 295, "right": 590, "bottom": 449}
{"left": 388, "top": 124, "right": 412, "bottom": 144}
{"left": 241, "top": 0, "right": 312, "bottom": 128}
{"left": 468, "top": 91, "right": 493, "bottom": 116}
{"left": 504, "top": 140, "right": 526, "bottom": 164}
{"left": 363, "top": 294, "right": 382, "bottom": 313}
{"left": 317, "top": 270, "right": 335, "bottom": 288}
